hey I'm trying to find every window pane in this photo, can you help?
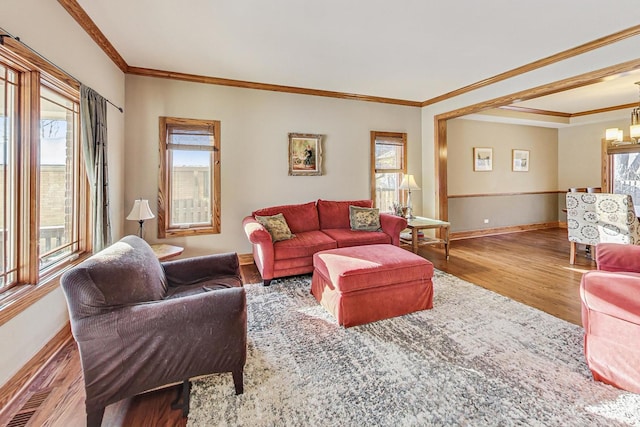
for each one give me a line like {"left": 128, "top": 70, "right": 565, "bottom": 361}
{"left": 39, "top": 86, "right": 79, "bottom": 270}
{"left": 0, "top": 67, "right": 18, "bottom": 288}
{"left": 376, "top": 172, "right": 402, "bottom": 212}
{"left": 170, "top": 150, "right": 212, "bottom": 226}
{"left": 375, "top": 142, "right": 403, "bottom": 170}
{"left": 612, "top": 152, "right": 640, "bottom": 214}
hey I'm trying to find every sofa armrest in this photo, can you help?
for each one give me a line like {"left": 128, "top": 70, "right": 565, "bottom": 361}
{"left": 162, "top": 252, "right": 241, "bottom": 287}
{"left": 581, "top": 271, "right": 640, "bottom": 325}
{"left": 242, "top": 216, "right": 272, "bottom": 244}
{"left": 242, "top": 215, "right": 275, "bottom": 281}
{"left": 379, "top": 213, "right": 408, "bottom": 246}
{"left": 596, "top": 243, "right": 640, "bottom": 272}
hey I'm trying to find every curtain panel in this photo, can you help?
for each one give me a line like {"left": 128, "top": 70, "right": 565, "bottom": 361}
{"left": 80, "top": 84, "right": 112, "bottom": 252}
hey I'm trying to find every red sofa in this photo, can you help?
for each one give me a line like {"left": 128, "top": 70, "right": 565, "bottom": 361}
{"left": 580, "top": 242, "right": 640, "bottom": 393}
{"left": 242, "top": 199, "right": 407, "bottom": 285}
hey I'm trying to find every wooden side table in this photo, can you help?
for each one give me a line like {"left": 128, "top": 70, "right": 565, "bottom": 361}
{"left": 399, "top": 216, "right": 450, "bottom": 259}
{"left": 150, "top": 244, "right": 184, "bottom": 261}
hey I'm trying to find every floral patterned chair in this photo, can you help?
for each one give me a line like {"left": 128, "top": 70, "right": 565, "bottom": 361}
{"left": 566, "top": 192, "right": 640, "bottom": 264}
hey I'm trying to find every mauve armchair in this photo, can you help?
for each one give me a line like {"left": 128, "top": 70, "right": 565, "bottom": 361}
{"left": 580, "top": 242, "right": 640, "bottom": 393}
{"left": 61, "top": 235, "right": 247, "bottom": 427}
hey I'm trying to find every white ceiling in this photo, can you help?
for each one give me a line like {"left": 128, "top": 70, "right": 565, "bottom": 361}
{"left": 77, "top": 0, "right": 640, "bottom": 114}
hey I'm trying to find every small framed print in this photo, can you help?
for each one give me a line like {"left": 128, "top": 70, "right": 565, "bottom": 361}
{"left": 288, "top": 133, "right": 323, "bottom": 176}
{"left": 473, "top": 147, "right": 493, "bottom": 171}
{"left": 512, "top": 149, "right": 529, "bottom": 172}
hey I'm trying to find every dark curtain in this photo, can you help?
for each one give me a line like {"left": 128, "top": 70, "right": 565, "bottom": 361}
{"left": 80, "top": 84, "right": 112, "bottom": 251}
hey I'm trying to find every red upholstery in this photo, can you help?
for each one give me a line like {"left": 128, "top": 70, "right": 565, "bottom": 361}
{"left": 579, "top": 242, "right": 640, "bottom": 393}
{"left": 311, "top": 244, "right": 433, "bottom": 327}
{"left": 253, "top": 201, "right": 319, "bottom": 233}
{"left": 273, "top": 230, "right": 336, "bottom": 260}
{"left": 243, "top": 200, "right": 407, "bottom": 284}
{"left": 321, "top": 228, "right": 390, "bottom": 248}
{"left": 317, "top": 199, "right": 372, "bottom": 229}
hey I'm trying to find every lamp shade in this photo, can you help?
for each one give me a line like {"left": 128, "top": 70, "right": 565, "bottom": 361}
{"left": 126, "top": 199, "right": 155, "bottom": 221}
{"left": 631, "top": 124, "right": 640, "bottom": 139}
{"left": 605, "top": 128, "right": 620, "bottom": 141}
{"left": 399, "top": 174, "right": 421, "bottom": 191}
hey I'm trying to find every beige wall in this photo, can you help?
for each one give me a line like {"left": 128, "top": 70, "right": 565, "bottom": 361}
{"left": 448, "top": 119, "right": 558, "bottom": 195}
{"left": 558, "top": 118, "right": 628, "bottom": 190}
{"left": 446, "top": 119, "right": 558, "bottom": 231}
{"left": 124, "top": 75, "right": 422, "bottom": 257}
{"left": 1, "top": 0, "right": 126, "bottom": 388}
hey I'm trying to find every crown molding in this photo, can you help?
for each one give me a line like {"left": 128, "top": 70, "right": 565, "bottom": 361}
{"left": 56, "top": 1, "right": 640, "bottom": 112}
{"left": 127, "top": 66, "right": 422, "bottom": 106}
{"left": 421, "top": 24, "right": 640, "bottom": 107}
{"left": 57, "top": 0, "right": 128, "bottom": 73}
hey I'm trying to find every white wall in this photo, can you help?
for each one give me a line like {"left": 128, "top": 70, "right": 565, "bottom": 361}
{"left": 124, "top": 75, "right": 422, "bottom": 257}
{"left": 1, "top": 0, "right": 125, "bottom": 388}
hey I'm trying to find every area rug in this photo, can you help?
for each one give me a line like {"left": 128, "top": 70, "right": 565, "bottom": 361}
{"left": 187, "top": 270, "right": 640, "bottom": 426}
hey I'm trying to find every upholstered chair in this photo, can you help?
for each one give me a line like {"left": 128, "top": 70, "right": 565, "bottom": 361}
{"left": 565, "top": 192, "right": 640, "bottom": 264}
{"left": 580, "top": 242, "right": 640, "bottom": 393}
{"left": 61, "top": 235, "right": 247, "bottom": 427}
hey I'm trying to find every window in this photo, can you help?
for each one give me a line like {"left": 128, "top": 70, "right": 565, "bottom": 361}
{"left": 0, "top": 48, "right": 89, "bottom": 295}
{"left": 159, "top": 117, "right": 221, "bottom": 237}
{"left": 603, "top": 142, "right": 640, "bottom": 214}
{"left": 370, "top": 131, "right": 407, "bottom": 212}
{"left": 39, "top": 86, "right": 82, "bottom": 271}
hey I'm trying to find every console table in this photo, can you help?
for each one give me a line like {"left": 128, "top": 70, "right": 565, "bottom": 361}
{"left": 400, "top": 216, "right": 450, "bottom": 259}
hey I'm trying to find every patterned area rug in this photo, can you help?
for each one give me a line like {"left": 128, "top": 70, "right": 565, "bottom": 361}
{"left": 187, "top": 271, "right": 640, "bottom": 426}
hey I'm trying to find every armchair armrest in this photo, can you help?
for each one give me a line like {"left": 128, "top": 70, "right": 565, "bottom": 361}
{"left": 581, "top": 271, "right": 640, "bottom": 325}
{"left": 74, "top": 287, "right": 247, "bottom": 409}
{"left": 596, "top": 243, "right": 640, "bottom": 272}
{"left": 162, "top": 252, "right": 241, "bottom": 287}
{"left": 379, "top": 213, "right": 408, "bottom": 246}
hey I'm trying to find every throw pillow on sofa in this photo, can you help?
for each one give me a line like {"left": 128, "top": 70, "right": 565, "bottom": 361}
{"left": 255, "top": 213, "right": 296, "bottom": 242}
{"left": 349, "top": 205, "right": 381, "bottom": 231}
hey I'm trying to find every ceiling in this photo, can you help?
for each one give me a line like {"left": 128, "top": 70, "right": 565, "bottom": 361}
{"left": 76, "top": 0, "right": 640, "bottom": 119}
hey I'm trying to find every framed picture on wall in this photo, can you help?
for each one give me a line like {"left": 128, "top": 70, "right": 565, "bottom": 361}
{"left": 512, "top": 149, "right": 530, "bottom": 172}
{"left": 288, "top": 133, "right": 323, "bottom": 176}
{"left": 473, "top": 147, "right": 493, "bottom": 171}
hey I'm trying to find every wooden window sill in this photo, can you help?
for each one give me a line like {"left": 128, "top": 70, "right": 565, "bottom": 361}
{"left": 0, "top": 253, "right": 92, "bottom": 327}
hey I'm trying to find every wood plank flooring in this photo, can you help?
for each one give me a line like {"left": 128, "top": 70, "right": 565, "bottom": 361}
{"left": 0, "top": 227, "right": 595, "bottom": 427}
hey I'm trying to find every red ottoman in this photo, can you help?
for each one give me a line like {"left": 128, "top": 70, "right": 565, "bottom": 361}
{"left": 311, "top": 244, "right": 434, "bottom": 327}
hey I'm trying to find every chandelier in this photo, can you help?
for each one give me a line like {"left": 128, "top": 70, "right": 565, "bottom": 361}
{"left": 606, "top": 81, "right": 640, "bottom": 143}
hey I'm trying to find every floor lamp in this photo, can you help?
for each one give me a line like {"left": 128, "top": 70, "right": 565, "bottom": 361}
{"left": 399, "top": 174, "right": 421, "bottom": 219}
{"left": 126, "top": 199, "right": 155, "bottom": 238}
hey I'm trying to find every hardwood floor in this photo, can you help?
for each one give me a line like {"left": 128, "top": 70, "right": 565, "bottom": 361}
{"left": 0, "top": 228, "right": 594, "bottom": 427}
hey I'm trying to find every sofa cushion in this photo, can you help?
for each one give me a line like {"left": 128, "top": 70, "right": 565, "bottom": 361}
{"left": 317, "top": 199, "right": 372, "bottom": 230}
{"left": 255, "top": 213, "right": 295, "bottom": 242}
{"left": 273, "top": 230, "right": 337, "bottom": 260}
{"left": 349, "top": 205, "right": 381, "bottom": 231}
{"left": 322, "top": 228, "right": 391, "bottom": 248}
{"left": 253, "top": 201, "right": 319, "bottom": 233}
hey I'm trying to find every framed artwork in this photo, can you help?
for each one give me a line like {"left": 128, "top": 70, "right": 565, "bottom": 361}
{"left": 473, "top": 147, "right": 493, "bottom": 171}
{"left": 512, "top": 149, "right": 530, "bottom": 172}
{"left": 288, "top": 133, "right": 323, "bottom": 176}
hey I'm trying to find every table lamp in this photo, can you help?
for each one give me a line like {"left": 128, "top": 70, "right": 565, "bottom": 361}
{"left": 127, "top": 199, "right": 155, "bottom": 238}
{"left": 399, "top": 174, "right": 420, "bottom": 219}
